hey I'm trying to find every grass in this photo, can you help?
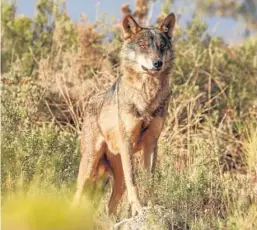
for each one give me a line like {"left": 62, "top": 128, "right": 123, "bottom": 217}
{"left": 1, "top": 0, "right": 257, "bottom": 229}
{"left": 3, "top": 189, "right": 94, "bottom": 230}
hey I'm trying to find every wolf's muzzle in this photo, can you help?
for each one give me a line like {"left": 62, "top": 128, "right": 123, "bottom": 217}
{"left": 153, "top": 59, "right": 163, "bottom": 68}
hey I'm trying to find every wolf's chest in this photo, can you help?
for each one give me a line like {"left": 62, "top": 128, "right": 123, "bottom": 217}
{"left": 138, "top": 92, "right": 168, "bottom": 130}
{"left": 145, "top": 87, "right": 169, "bottom": 114}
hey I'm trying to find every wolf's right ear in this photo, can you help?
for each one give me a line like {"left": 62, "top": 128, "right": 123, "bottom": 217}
{"left": 121, "top": 15, "right": 141, "bottom": 40}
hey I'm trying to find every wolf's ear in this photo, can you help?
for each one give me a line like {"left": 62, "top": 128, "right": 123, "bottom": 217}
{"left": 121, "top": 15, "right": 141, "bottom": 40}
{"left": 159, "top": 13, "right": 176, "bottom": 39}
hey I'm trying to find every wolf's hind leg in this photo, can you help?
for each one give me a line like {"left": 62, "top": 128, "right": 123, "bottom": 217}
{"left": 107, "top": 154, "right": 125, "bottom": 215}
{"left": 141, "top": 117, "right": 164, "bottom": 173}
{"left": 72, "top": 140, "right": 106, "bottom": 207}
{"left": 72, "top": 156, "right": 95, "bottom": 207}
{"left": 143, "top": 140, "right": 158, "bottom": 173}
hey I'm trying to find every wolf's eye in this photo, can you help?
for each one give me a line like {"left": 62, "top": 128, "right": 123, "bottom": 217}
{"left": 160, "top": 43, "right": 166, "bottom": 50}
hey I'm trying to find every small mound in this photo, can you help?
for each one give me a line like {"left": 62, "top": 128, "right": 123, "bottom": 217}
{"left": 114, "top": 205, "right": 188, "bottom": 230}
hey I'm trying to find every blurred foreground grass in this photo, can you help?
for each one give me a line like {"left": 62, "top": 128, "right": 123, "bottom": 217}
{"left": 2, "top": 192, "right": 94, "bottom": 230}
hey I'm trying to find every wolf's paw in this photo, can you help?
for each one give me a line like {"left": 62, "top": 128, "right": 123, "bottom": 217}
{"left": 131, "top": 201, "right": 143, "bottom": 216}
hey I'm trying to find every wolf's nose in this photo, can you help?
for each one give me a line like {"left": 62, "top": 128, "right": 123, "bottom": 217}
{"left": 153, "top": 59, "right": 163, "bottom": 68}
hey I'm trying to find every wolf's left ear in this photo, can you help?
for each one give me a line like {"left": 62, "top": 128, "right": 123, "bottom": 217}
{"left": 159, "top": 13, "right": 176, "bottom": 39}
{"left": 121, "top": 15, "right": 141, "bottom": 40}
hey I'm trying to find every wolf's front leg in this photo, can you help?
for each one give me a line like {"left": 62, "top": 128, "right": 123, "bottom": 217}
{"left": 118, "top": 111, "right": 143, "bottom": 216}
{"left": 119, "top": 141, "right": 142, "bottom": 216}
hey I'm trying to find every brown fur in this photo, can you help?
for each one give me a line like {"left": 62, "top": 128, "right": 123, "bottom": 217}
{"left": 73, "top": 13, "right": 176, "bottom": 216}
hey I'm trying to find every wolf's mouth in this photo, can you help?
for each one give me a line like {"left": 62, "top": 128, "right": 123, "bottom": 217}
{"left": 141, "top": 65, "right": 161, "bottom": 72}
{"left": 141, "top": 65, "right": 149, "bottom": 71}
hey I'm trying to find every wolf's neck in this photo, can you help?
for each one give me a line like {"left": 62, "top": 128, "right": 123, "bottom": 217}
{"left": 122, "top": 66, "right": 169, "bottom": 101}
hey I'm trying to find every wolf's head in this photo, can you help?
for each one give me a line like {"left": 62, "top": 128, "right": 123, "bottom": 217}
{"left": 120, "top": 13, "right": 175, "bottom": 75}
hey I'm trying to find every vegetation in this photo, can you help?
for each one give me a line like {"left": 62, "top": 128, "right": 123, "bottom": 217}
{"left": 1, "top": 0, "right": 257, "bottom": 229}
{"left": 196, "top": 0, "right": 257, "bottom": 31}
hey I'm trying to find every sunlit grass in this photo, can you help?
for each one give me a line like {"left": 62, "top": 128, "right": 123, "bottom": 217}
{"left": 244, "top": 125, "right": 257, "bottom": 172}
{"left": 2, "top": 188, "right": 94, "bottom": 230}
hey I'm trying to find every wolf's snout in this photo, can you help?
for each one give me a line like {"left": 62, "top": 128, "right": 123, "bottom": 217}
{"left": 153, "top": 59, "right": 163, "bottom": 69}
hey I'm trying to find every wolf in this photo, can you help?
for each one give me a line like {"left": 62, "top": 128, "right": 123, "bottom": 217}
{"left": 73, "top": 13, "right": 176, "bottom": 216}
